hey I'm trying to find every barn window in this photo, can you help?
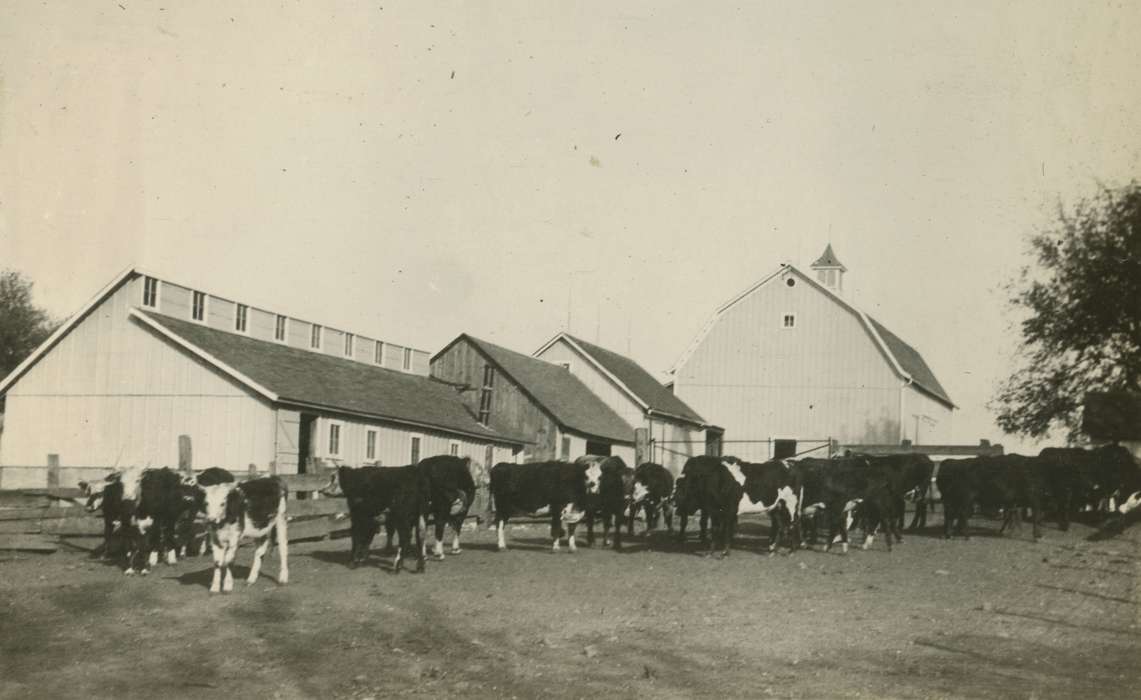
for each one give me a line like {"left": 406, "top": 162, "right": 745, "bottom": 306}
{"left": 310, "top": 324, "right": 323, "bottom": 350}
{"left": 142, "top": 276, "right": 160, "bottom": 307}
{"left": 782, "top": 313, "right": 796, "bottom": 329}
{"left": 275, "top": 315, "right": 288, "bottom": 342}
{"left": 402, "top": 347, "right": 413, "bottom": 371}
{"left": 327, "top": 422, "right": 342, "bottom": 457}
{"left": 561, "top": 436, "right": 571, "bottom": 460}
{"left": 786, "top": 277, "right": 796, "bottom": 288}
{"left": 410, "top": 435, "right": 422, "bottom": 463}
{"left": 449, "top": 441, "right": 460, "bottom": 457}
{"left": 191, "top": 291, "right": 207, "bottom": 322}
{"left": 365, "top": 429, "right": 377, "bottom": 461}
{"left": 478, "top": 364, "right": 495, "bottom": 425}
{"left": 235, "top": 304, "right": 248, "bottom": 333}
{"left": 344, "top": 333, "right": 354, "bottom": 357}
{"left": 374, "top": 340, "right": 385, "bottom": 365}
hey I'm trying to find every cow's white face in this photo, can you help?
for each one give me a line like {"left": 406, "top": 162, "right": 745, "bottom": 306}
{"left": 631, "top": 481, "right": 649, "bottom": 504}
{"left": 203, "top": 483, "right": 236, "bottom": 524}
{"left": 561, "top": 503, "right": 585, "bottom": 524}
{"left": 78, "top": 480, "right": 107, "bottom": 512}
{"left": 319, "top": 471, "right": 343, "bottom": 497}
{"left": 1118, "top": 490, "right": 1141, "bottom": 515}
{"left": 584, "top": 463, "right": 602, "bottom": 495}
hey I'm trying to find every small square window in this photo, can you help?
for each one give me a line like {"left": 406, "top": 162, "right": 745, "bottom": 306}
{"left": 402, "top": 347, "right": 412, "bottom": 371}
{"left": 449, "top": 442, "right": 460, "bottom": 457}
{"left": 142, "top": 276, "right": 160, "bottom": 307}
{"left": 275, "top": 315, "right": 288, "bottom": 342}
{"left": 410, "top": 435, "right": 422, "bottom": 464}
{"left": 344, "top": 333, "right": 354, "bottom": 357}
{"left": 310, "top": 324, "right": 323, "bottom": 350}
{"left": 235, "top": 304, "right": 248, "bottom": 333}
{"left": 782, "top": 313, "right": 796, "bottom": 329}
{"left": 191, "top": 291, "right": 206, "bottom": 322}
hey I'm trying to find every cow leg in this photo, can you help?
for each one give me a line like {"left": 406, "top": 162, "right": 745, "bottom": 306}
{"left": 699, "top": 512, "right": 709, "bottom": 545}
{"left": 100, "top": 520, "right": 113, "bottom": 560}
{"left": 496, "top": 518, "right": 508, "bottom": 551}
{"left": 383, "top": 519, "right": 396, "bottom": 555}
{"left": 433, "top": 512, "right": 446, "bottom": 560}
{"left": 221, "top": 541, "right": 238, "bottom": 593}
{"left": 276, "top": 516, "right": 289, "bottom": 584}
{"left": 209, "top": 537, "right": 224, "bottom": 593}
{"left": 567, "top": 522, "right": 578, "bottom": 553}
{"left": 165, "top": 519, "right": 179, "bottom": 565}
{"left": 449, "top": 516, "right": 463, "bottom": 554}
{"left": 677, "top": 512, "right": 688, "bottom": 543}
{"left": 415, "top": 516, "right": 426, "bottom": 573}
{"left": 663, "top": 504, "right": 673, "bottom": 535}
{"left": 602, "top": 514, "right": 611, "bottom": 547}
{"left": 247, "top": 535, "right": 271, "bottom": 585}
{"left": 585, "top": 511, "right": 596, "bottom": 547}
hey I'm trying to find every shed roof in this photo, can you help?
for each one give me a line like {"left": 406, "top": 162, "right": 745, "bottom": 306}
{"left": 453, "top": 335, "right": 636, "bottom": 444}
{"left": 136, "top": 311, "right": 527, "bottom": 444}
{"left": 553, "top": 334, "right": 707, "bottom": 425}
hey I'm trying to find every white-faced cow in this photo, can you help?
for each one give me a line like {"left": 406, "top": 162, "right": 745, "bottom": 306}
{"left": 629, "top": 462, "right": 674, "bottom": 536}
{"left": 201, "top": 476, "right": 289, "bottom": 593}
{"left": 579, "top": 455, "right": 633, "bottom": 550}
{"left": 734, "top": 458, "right": 800, "bottom": 553}
{"left": 488, "top": 461, "right": 590, "bottom": 552}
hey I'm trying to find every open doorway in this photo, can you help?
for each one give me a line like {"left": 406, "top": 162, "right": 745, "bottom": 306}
{"left": 298, "top": 413, "right": 317, "bottom": 474}
{"left": 584, "top": 440, "right": 611, "bottom": 457}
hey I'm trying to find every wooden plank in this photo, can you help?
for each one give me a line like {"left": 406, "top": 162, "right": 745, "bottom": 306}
{"left": 278, "top": 473, "right": 331, "bottom": 493}
{"left": 14, "top": 488, "right": 84, "bottom": 500}
{"left": 287, "top": 498, "right": 348, "bottom": 519}
{"left": 41, "top": 517, "right": 105, "bottom": 537}
{"left": 58, "top": 536, "right": 104, "bottom": 552}
{"left": 284, "top": 517, "right": 344, "bottom": 542}
{"left": 0, "top": 520, "right": 42, "bottom": 534}
{"left": 0, "top": 534, "right": 58, "bottom": 552}
{"left": 841, "top": 444, "right": 1005, "bottom": 457}
{"left": 0, "top": 504, "right": 84, "bottom": 521}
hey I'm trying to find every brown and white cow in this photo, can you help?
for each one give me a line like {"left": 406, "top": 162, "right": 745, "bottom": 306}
{"left": 201, "top": 476, "right": 289, "bottom": 594}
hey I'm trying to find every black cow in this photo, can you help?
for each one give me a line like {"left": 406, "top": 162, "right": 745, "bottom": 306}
{"left": 78, "top": 470, "right": 133, "bottom": 564}
{"left": 581, "top": 456, "right": 634, "bottom": 550}
{"left": 674, "top": 456, "right": 743, "bottom": 557}
{"left": 736, "top": 458, "right": 800, "bottom": 553}
{"left": 1038, "top": 446, "right": 1140, "bottom": 529}
{"left": 321, "top": 465, "right": 429, "bottom": 573}
{"left": 488, "top": 461, "right": 590, "bottom": 552}
{"left": 201, "top": 476, "right": 290, "bottom": 593}
{"left": 629, "top": 462, "right": 674, "bottom": 535}
{"left": 417, "top": 455, "right": 477, "bottom": 560}
{"left": 132, "top": 467, "right": 197, "bottom": 571}
{"left": 790, "top": 457, "right": 900, "bottom": 553}
{"left": 938, "top": 455, "right": 1044, "bottom": 539}
{"left": 851, "top": 454, "right": 936, "bottom": 531}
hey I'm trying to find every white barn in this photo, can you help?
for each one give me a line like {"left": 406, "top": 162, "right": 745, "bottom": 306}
{"left": 670, "top": 246, "right": 955, "bottom": 461}
{"left": 534, "top": 333, "right": 719, "bottom": 474}
{"left": 0, "top": 267, "right": 525, "bottom": 488}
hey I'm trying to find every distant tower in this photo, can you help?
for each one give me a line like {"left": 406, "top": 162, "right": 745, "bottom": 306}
{"left": 810, "top": 243, "right": 847, "bottom": 293}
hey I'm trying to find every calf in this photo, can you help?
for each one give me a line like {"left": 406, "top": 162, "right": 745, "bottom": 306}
{"left": 202, "top": 476, "right": 289, "bottom": 593}
{"left": 321, "top": 465, "right": 428, "bottom": 573}
{"left": 790, "top": 457, "right": 898, "bottom": 553}
{"left": 178, "top": 467, "right": 237, "bottom": 557}
{"left": 78, "top": 470, "right": 132, "bottom": 564}
{"left": 133, "top": 467, "right": 198, "bottom": 570}
{"left": 418, "top": 455, "right": 477, "bottom": 560}
{"left": 938, "top": 455, "right": 1044, "bottom": 539}
{"left": 675, "top": 456, "right": 744, "bottom": 557}
{"left": 581, "top": 456, "right": 633, "bottom": 550}
{"left": 629, "top": 462, "right": 674, "bottom": 535}
{"left": 736, "top": 458, "right": 799, "bottom": 553}
{"left": 488, "top": 461, "right": 589, "bottom": 552}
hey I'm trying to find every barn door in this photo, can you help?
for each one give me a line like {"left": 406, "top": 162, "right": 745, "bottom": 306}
{"left": 298, "top": 413, "right": 317, "bottom": 474}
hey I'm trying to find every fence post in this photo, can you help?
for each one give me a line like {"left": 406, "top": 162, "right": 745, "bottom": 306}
{"left": 178, "top": 435, "right": 193, "bottom": 475}
{"left": 634, "top": 428, "right": 649, "bottom": 466}
{"left": 47, "top": 454, "right": 60, "bottom": 489}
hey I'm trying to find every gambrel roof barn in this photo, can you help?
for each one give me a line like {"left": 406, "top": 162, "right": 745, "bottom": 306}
{"left": 669, "top": 246, "right": 954, "bottom": 460}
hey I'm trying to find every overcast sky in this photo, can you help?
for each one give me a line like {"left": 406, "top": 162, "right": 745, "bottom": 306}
{"left": 2, "top": 1, "right": 1139, "bottom": 452}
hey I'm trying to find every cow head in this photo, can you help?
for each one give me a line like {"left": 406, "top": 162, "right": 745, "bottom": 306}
{"left": 319, "top": 470, "right": 345, "bottom": 498}
{"left": 202, "top": 483, "right": 241, "bottom": 525}
{"left": 1118, "top": 490, "right": 1141, "bottom": 515}
{"left": 631, "top": 479, "right": 650, "bottom": 505}
{"left": 583, "top": 461, "right": 603, "bottom": 495}
{"left": 78, "top": 478, "right": 109, "bottom": 513}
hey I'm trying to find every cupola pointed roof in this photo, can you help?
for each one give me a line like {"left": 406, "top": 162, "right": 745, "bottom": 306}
{"left": 811, "top": 243, "right": 847, "bottom": 271}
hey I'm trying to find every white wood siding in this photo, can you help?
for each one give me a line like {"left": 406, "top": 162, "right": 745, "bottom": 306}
{"left": 312, "top": 415, "right": 516, "bottom": 470}
{"left": 675, "top": 272, "right": 903, "bottom": 447}
{"left": 900, "top": 384, "right": 953, "bottom": 444}
{"left": 1, "top": 275, "right": 276, "bottom": 483}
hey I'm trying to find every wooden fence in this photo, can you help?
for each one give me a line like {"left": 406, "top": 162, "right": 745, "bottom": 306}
{"left": 0, "top": 470, "right": 354, "bottom": 553}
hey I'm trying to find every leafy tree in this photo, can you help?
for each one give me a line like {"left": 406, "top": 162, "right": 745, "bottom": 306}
{"left": 0, "top": 269, "right": 56, "bottom": 383}
{"left": 993, "top": 181, "right": 1141, "bottom": 440}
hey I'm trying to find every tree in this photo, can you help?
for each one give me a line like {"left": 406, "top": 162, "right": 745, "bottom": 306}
{"left": 993, "top": 181, "right": 1141, "bottom": 440}
{"left": 0, "top": 269, "right": 56, "bottom": 383}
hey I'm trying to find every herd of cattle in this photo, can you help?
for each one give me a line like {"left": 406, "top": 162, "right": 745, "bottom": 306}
{"left": 74, "top": 446, "right": 1141, "bottom": 593}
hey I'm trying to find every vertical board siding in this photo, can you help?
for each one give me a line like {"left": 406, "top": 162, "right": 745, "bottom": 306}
{"left": 432, "top": 340, "right": 558, "bottom": 461}
{"left": 2, "top": 275, "right": 276, "bottom": 479}
{"left": 649, "top": 418, "right": 706, "bottom": 475}
{"left": 901, "top": 385, "right": 953, "bottom": 444}
{"left": 207, "top": 297, "right": 236, "bottom": 332}
{"left": 676, "top": 274, "right": 904, "bottom": 446}
{"left": 535, "top": 341, "right": 644, "bottom": 428}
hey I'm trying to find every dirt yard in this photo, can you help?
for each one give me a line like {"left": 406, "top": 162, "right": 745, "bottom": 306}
{"left": 1, "top": 513, "right": 1138, "bottom": 699}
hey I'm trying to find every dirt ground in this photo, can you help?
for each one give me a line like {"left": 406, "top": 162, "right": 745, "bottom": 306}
{"left": 1, "top": 511, "right": 1138, "bottom": 700}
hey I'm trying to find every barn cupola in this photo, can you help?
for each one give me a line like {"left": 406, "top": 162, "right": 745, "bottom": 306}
{"left": 810, "top": 243, "right": 847, "bottom": 293}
